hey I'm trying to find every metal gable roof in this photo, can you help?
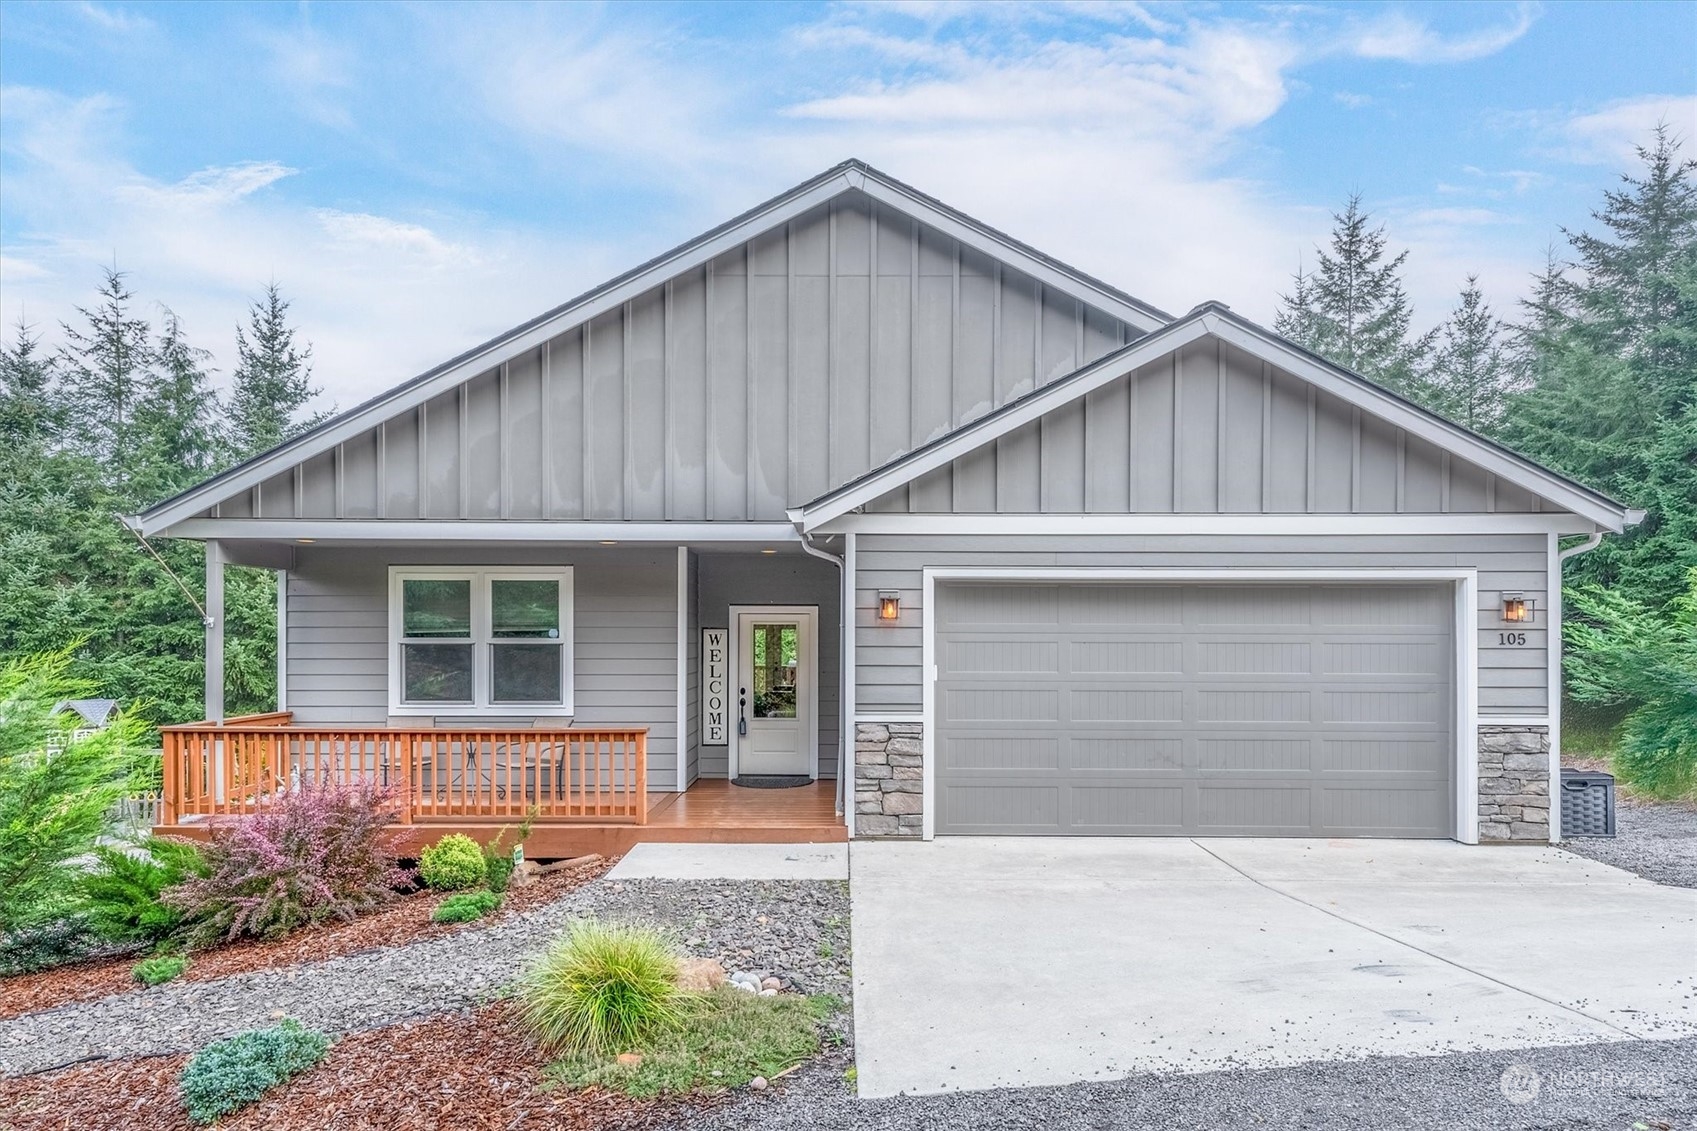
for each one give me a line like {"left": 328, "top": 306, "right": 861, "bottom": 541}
{"left": 131, "top": 159, "right": 1172, "bottom": 537}
{"left": 791, "top": 302, "right": 1637, "bottom": 533}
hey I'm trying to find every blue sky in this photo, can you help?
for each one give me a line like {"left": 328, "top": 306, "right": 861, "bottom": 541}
{"left": 2, "top": 1, "right": 1692, "bottom": 405}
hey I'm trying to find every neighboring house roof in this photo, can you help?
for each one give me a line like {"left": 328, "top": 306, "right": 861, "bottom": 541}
{"left": 131, "top": 159, "right": 1172, "bottom": 537}
{"left": 52, "top": 698, "right": 120, "bottom": 728}
{"left": 790, "top": 302, "right": 1639, "bottom": 533}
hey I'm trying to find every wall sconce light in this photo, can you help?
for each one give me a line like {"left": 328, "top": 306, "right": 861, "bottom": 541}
{"left": 877, "top": 591, "right": 900, "bottom": 621}
{"left": 1502, "top": 592, "right": 1533, "bottom": 623}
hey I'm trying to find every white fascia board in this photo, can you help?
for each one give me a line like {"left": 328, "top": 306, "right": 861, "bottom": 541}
{"left": 818, "top": 514, "right": 1603, "bottom": 536}
{"left": 1199, "top": 314, "right": 1630, "bottom": 532}
{"left": 798, "top": 318, "right": 1214, "bottom": 529}
{"left": 854, "top": 177, "right": 1166, "bottom": 334}
{"left": 161, "top": 520, "right": 802, "bottom": 543}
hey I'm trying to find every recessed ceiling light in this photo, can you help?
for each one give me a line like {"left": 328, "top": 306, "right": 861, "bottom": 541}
{"left": 760, "top": 548, "right": 777, "bottom": 555}
{"left": 599, "top": 540, "right": 619, "bottom": 546}
{"left": 296, "top": 538, "right": 316, "bottom": 544}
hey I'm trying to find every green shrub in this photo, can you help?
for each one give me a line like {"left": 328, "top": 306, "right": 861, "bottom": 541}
{"left": 177, "top": 1018, "right": 331, "bottom": 1124}
{"left": 552, "top": 987, "right": 831, "bottom": 1097}
{"left": 133, "top": 953, "right": 189, "bottom": 986}
{"left": 81, "top": 837, "right": 208, "bottom": 944}
{"left": 432, "top": 890, "right": 501, "bottom": 924}
{"left": 0, "top": 648, "right": 148, "bottom": 939}
{"left": 0, "top": 915, "right": 97, "bottom": 976}
{"left": 480, "top": 816, "right": 534, "bottom": 893}
{"left": 1566, "top": 570, "right": 1697, "bottom": 798}
{"left": 418, "top": 834, "right": 485, "bottom": 891}
{"left": 517, "top": 920, "right": 684, "bottom": 1056}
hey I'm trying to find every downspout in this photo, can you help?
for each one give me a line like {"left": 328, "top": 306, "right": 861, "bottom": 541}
{"left": 798, "top": 530, "right": 848, "bottom": 820}
{"left": 1547, "top": 529, "right": 1608, "bottom": 843}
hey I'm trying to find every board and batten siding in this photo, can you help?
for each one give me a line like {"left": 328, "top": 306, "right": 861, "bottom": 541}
{"left": 853, "top": 534, "right": 1551, "bottom": 717}
{"left": 875, "top": 337, "right": 1544, "bottom": 515}
{"left": 284, "top": 545, "right": 680, "bottom": 789}
{"left": 207, "top": 191, "right": 1141, "bottom": 527}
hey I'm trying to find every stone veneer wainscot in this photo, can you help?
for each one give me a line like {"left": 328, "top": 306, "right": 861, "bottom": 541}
{"left": 855, "top": 722, "right": 923, "bottom": 838}
{"left": 1477, "top": 724, "right": 1551, "bottom": 843}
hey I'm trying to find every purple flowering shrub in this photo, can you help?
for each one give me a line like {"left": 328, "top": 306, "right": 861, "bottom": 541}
{"left": 165, "top": 778, "right": 413, "bottom": 947}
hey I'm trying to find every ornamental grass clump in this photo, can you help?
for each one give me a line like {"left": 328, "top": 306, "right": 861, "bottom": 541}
{"left": 177, "top": 1019, "right": 331, "bottom": 1124}
{"left": 164, "top": 778, "right": 410, "bottom": 948}
{"left": 418, "top": 833, "right": 485, "bottom": 891}
{"left": 517, "top": 920, "right": 684, "bottom": 1056}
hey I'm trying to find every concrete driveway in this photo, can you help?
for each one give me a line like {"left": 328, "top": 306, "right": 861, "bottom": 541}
{"left": 849, "top": 838, "right": 1697, "bottom": 1098}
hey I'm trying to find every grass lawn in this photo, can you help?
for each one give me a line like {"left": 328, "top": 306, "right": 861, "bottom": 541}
{"left": 550, "top": 988, "right": 842, "bottom": 1098}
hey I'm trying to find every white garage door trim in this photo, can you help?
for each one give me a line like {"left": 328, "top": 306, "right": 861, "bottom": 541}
{"left": 920, "top": 568, "right": 1480, "bottom": 844}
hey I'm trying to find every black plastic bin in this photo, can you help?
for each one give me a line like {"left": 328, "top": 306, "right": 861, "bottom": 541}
{"left": 1560, "top": 769, "right": 1616, "bottom": 838}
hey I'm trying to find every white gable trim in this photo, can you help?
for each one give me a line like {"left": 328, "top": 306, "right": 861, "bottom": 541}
{"left": 134, "top": 161, "right": 1167, "bottom": 538}
{"left": 791, "top": 307, "right": 1632, "bottom": 533}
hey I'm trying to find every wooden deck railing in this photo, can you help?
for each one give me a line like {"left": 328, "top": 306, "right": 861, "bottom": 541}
{"left": 159, "top": 714, "right": 647, "bottom": 826}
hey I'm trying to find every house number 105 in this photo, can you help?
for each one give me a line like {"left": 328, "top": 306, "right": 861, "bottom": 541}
{"left": 1497, "top": 632, "right": 1528, "bottom": 646}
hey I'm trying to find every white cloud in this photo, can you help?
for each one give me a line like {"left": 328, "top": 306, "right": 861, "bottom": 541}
{"left": 1333, "top": 91, "right": 1373, "bottom": 109}
{"left": 1342, "top": 3, "right": 1538, "bottom": 64}
{"left": 1561, "top": 95, "right": 1697, "bottom": 165}
{"left": 74, "top": 2, "right": 153, "bottom": 35}
{"left": 0, "top": 87, "right": 623, "bottom": 406}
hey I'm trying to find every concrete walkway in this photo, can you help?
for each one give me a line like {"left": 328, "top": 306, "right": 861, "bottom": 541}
{"left": 606, "top": 842, "right": 848, "bottom": 880}
{"left": 850, "top": 838, "right": 1697, "bottom": 1098}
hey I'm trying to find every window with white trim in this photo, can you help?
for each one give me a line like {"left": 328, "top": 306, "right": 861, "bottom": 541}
{"left": 388, "top": 568, "right": 573, "bottom": 715}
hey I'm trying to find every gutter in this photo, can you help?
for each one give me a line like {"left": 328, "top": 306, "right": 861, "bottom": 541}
{"left": 797, "top": 531, "right": 848, "bottom": 821}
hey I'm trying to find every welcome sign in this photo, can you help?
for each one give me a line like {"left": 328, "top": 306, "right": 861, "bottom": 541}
{"left": 702, "top": 628, "right": 728, "bottom": 745}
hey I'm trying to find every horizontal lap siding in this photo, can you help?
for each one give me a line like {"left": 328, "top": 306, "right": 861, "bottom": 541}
{"left": 286, "top": 545, "right": 680, "bottom": 790}
{"left": 853, "top": 534, "right": 1549, "bottom": 716}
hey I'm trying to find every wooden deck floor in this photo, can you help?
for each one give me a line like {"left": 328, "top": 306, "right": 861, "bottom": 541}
{"left": 418, "top": 778, "right": 843, "bottom": 859}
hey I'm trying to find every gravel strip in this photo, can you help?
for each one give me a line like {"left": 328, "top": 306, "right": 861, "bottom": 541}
{"left": 1559, "top": 799, "right": 1697, "bottom": 888}
{"left": 683, "top": 1037, "right": 1697, "bottom": 1131}
{"left": 0, "top": 878, "right": 850, "bottom": 1078}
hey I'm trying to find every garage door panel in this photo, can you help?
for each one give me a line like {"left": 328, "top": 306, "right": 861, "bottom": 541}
{"left": 1320, "top": 640, "right": 1443, "bottom": 675}
{"left": 1196, "top": 689, "right": 1312, "bottom": 723}
{"left": 934, "top": 582, "right": 1454, "bottom": 837}
{"left": 1071, "top": 786, "right": 1185, "bottom": 829}
{"left": 942, "top": 783, "right": 1060, "bottom": 830}
{"left": 1072, "top": 688, "right": 1185, "bottom": 722}
{"left": 1196, "top": 640, "right": 1313, "bottom": 674}
{"left": 1197, "top": 785, "right": 1312, "bottom": 832}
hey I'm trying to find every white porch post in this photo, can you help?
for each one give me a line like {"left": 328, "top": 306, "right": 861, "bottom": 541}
{"left": 204, "top": 539, "right": 225, "bottom": 723}
{"left": 276, "top": 567, "right": 288, "bottom": 712}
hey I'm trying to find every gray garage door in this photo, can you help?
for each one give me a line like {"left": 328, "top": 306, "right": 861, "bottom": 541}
{"left": 934, "top": 582, "right": 1454, "bottom": 837}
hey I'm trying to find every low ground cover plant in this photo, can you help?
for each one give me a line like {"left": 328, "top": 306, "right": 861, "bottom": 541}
{"left": 418, "top": 833, "right": 485, "bottom": 891}
{"left": 164, "top": 779, "right": 410, "bottom": 947}
{"left": 132, "top": 953, "right": 189, "bottom": 986}
{"left": 177, "top": 1018, "right": 331, "bottom": 1124}
{"left": 432, "top": 890, "right": 501, "bottom": 924}
{"left": 81, "top": 837, "right": 208, "bottom": 945}
{"left": 517, "top": 920, "right": 684, "bottom": 1056}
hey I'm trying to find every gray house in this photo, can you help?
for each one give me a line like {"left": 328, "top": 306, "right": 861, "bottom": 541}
{"left": 132, "top": 160, "right": 1636, "bottom": 850}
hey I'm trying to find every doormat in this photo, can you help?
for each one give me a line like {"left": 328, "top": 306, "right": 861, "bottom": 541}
{"left": 731, "top": 775, "right": 813, "bottom": 789}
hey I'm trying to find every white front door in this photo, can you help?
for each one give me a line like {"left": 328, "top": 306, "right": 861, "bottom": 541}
{"left": 732, "top": 608, "right": 817, "bottom": 779}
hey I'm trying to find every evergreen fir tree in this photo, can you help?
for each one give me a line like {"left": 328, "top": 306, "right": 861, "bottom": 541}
{"left": 134, "top": 309, "right": 221, "bottom": 500}
{"left": 57, "top": 267, "right": 153, "bottom": 492}
{"left": 0, "top": 319, "right": 60, "bottom": 451}
{"left": 1430, "top": 276, "right": 1513, "bottom": 432}
{"left": 1275, "top": 194, "right": 1436, "bottom": 399}
{"left": 227, "top": 283, "right": 322, "bottom": 459}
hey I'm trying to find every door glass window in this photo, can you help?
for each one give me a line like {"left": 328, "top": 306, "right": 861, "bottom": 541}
{"left": 750, "top": 623, "right": 798, "bottom": 719}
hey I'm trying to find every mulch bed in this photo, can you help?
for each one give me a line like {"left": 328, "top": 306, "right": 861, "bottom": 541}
{"left": 0, "top": 858, "right": 613, "bottom": 1023}
{"left": 0, "top": 1002, "right": 695, "bottom": 1130}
